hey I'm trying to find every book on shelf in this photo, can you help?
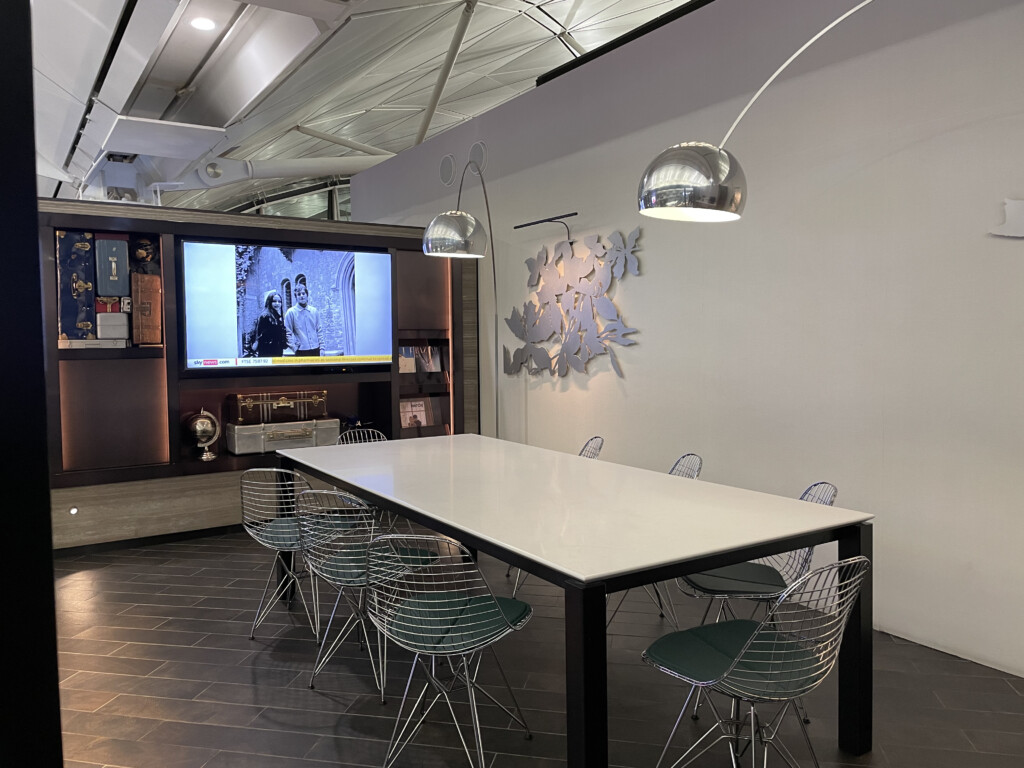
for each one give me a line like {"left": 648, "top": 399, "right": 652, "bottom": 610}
{"left": 414, "top": 345, "right": 442, "bottom": 372}
{"left": 398, "top": 346, "right": 416, "bottom": 373}
{"left": 400, "top": 397, "right": 431, "bottom": 428}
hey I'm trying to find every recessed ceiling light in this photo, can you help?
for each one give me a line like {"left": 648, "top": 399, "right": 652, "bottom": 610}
{"left": 190, "top": 17, "right": 216, "bottom": 31}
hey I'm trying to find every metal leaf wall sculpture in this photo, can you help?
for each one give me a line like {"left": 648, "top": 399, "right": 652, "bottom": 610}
{"left": 504, "top": 228, "right": 640, "bottom": 378}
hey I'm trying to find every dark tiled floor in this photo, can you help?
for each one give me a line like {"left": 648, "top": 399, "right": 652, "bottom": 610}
{"left": 55, "top": 531, "right": 1023, "bottom": 767}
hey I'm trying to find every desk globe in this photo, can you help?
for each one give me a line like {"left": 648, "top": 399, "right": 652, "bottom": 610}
{"left": 185, "top": 408, "right": 220, "bottom": 461}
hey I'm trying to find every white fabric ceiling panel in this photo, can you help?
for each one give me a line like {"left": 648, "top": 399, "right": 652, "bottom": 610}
{"left": 97, "top": 0, "right": 179, "bottom": 113}
{"left": 32, "top": 71, "right": 86, "bottom": 171}
{"left": 37, "top": 175, "right": 60, "bottom": 197}
{"left": 30, "top": 0, "right": 125, "bottom": 103}
{"left": 169, "top": 8, "right": 321, "bottom": 127}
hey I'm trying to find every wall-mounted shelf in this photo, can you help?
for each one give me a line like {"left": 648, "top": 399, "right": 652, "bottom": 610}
{"left": 40, "top": 199, "right": 467, "bottom": 489}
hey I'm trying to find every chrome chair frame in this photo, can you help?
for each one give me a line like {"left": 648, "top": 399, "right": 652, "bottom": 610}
{"left": 240, "top": 468, "right": 316, "bottom": 641}
{"left": 297, "top": 489, "right": 385, "bottom": 699}
{"left": 367, "top": 534, "right": 532, "bottom": 768}
{"left": 677, "top": 481, "right": 838, "bottom": 722}
{"left": 337, "top": 427, "right": 389, "bottom": 445}
{"left": 644, "top": 556, "right": 870, "bottom": 768}
{"left": 335, "top": 427, "right": 412, "bottom": 534}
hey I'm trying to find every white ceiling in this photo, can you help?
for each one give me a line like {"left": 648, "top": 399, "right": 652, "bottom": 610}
{"left": 31, "top": 0, "right": 695, "bottom": 211}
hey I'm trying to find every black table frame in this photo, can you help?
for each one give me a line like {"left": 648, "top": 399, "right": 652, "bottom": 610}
{"left": 281, "top": 455, "right": 873, "bottom": 768}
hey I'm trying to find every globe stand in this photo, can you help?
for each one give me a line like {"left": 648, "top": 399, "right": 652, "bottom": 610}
{"left": 187, "top": 407, "right": 221, "bottom": 462}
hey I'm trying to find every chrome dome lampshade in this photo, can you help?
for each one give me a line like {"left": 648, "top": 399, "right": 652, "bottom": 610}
{"left": 422, "top": 210, "right": 488, "bottom": 258}
{"left": 638, "top": 142, "right": 745, "bottom": 222}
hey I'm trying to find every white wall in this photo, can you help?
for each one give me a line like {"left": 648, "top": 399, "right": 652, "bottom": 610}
{"left": 353, "top": 0, "right": 1024, "bottom": 675}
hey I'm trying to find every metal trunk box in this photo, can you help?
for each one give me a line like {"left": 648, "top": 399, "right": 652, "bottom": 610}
{"left": 96, "top": 312, "right": 129, "bottom": 339}
{"left": 225, "top": 418, "right": 340, "bottom": 455}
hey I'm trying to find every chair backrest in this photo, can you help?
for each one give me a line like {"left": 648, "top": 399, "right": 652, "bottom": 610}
{"left": 717, "top": 556, "right": 870, "bottom": 702}
{"left": 338, "top": 427, "right": 389, "bottom": 445}
{"left": 365, "top": 534, "right": 519, "bottom": 656}
{"left": 800, "top": 481, "right": 838, "bottom": 507}
{"left": 297, "top": 490, "right": 375, "bottom": 587}
{"left": 239, "top": 468, "right": 311, "bottom": 552}
{"left": 579, "top": 436, "right": 604, "bottom": 459}
{"left": 755, "top": 481, "right": 838, "bottom": 584}
{"left": 668, "top": 453, "right": 702, "bottom": 479}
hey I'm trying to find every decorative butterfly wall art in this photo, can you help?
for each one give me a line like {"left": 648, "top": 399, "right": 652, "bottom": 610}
{"left": 504, "top": 228, "right": 640, "bottom": 378}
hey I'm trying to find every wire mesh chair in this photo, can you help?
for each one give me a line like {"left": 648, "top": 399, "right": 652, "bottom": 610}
{"left": 297, "top": 489, "right": 385, "bottom": 699}
{"left": 508, "top": 436, "right": 606, "bottom": 596}
{"left": 366, "top": 534, "right": 533, "bottom": 768}
{"left": 337, "top": 427, "right": 389, "bottom": 445}
{"left": 643, "top": 556, "right": 870, "bottom": 768}
{"left": 240, "top": 468, "right": 317, "bottom": 641}
{"left": 607, "top": 453, "right": 705, "bottom": 629}
{"left": 334, "top": 427, "right": 412, "bottom": 533}
{"left": 676, "top": 481, "right": 839, "bottom": 722}
{"left": 677, "top": 482, "right": 839, "bottom": 622}
{"left": 668, "top": 453, "right": 703, "bottom": 479}
{"left": 579, "top": 435, "right": 605, "bottom": 459}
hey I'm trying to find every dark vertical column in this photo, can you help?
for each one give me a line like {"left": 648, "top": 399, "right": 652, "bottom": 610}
{"left": 5, "top": 0, "right": 64, "bottom": 762}
{"left": 564, "top": 580, "right": 608, "bottom": 768}
{"left": 838, "top": 523, "right": 873, "bottom": 755}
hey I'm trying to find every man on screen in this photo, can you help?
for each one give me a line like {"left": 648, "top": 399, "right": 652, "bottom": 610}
{"left": 284, "top": 284, "right": 323, "bottom": 356}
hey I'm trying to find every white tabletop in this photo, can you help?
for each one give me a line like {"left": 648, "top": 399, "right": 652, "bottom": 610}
{"left": 280, "top": 434, "right": 873, "bottom": 584}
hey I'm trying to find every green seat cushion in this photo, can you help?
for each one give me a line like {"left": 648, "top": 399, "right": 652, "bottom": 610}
{"left": 388, "top": 592, "right": 531, "bottom": 653}
{"left": 644, "top": 620, "right": 823, "bottom": 698}
{"left": 250, "top": 517, "right": 300, "bottom": 549}
{"left": 318, "top": 548, "right": 367, "bottom": 586}
{"left": 645, "top": 619, "right": 760, "bottom": 683}
{"left": 683, "top": 561, "right": 787, "bottom": 596}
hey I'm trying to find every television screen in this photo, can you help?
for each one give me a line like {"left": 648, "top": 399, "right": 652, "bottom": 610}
{"left": 180, "top": 239, "right": 393, "bottom": 371}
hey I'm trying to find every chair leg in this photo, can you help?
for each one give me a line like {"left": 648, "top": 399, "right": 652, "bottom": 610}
{"left": 250, "top": 551, "right": 315, "bottom": 641}
{"left": 308, "top": 589, "right": 358, "bottom": 687}
{"left": 793, "top": 696, "right": 811, "bottom": 724}
{"left": 511, "top": 568, "right": 527, "bottom": 597}
{"left": 606, "top": 590, "right": 630, "bottom": 626}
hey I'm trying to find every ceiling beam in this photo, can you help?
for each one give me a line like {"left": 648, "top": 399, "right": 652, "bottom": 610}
{"left": 415, "top": 0, "right": 479, "bottom": 146}
{"left": 294, "top": 125, "right": 393, "bottom": 155}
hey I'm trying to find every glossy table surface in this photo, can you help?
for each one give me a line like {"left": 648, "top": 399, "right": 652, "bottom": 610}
{"left": 279, "top": 433, "right": 874, "bottom": 584}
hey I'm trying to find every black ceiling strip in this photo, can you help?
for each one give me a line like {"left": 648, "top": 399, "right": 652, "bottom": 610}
{"left": 536, "top": 0, "right": 718, "bottom": 87}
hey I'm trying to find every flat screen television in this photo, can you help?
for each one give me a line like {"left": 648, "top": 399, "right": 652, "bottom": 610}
{"left": 179, "top": 238, "right": 393, "bottom": 372}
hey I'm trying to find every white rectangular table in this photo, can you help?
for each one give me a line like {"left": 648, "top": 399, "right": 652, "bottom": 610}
{"left": 280, "top": 434, "right": 874, "bottom": 767}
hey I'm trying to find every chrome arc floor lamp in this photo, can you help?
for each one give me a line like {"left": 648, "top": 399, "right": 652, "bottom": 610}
{"left": 637, "top": 0, "right": 879, "bottom": 223}
{"left": 422, "top": 160, "right": 500, "bottom": 438}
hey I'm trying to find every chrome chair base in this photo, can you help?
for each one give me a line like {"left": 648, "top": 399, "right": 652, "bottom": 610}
{"left": 658, "top": 693, "right": 820, "bottom": 768}
{"left": 384, "top": 648, "right": 531, "bottom": 768}
{"left": 308, "top": 586, "right": 386, "bottom": 703}
{"left": 250, "top": 551, "right": 317, "bottom": 641}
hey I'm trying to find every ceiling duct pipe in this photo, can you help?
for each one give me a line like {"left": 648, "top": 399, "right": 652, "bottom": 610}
{"left": 186, "top": 154, "right": 390, "bottom": 189}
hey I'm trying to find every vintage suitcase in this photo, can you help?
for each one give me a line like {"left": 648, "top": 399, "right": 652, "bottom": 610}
{"left": 95, "top": 297, "right": 120, "bottom": 313}
{"left": 226, "top": 390, "right": 328, "bottom": 425}
{"left": 95, "top": 234, "right": 130, "bottom": 296}
{"left": 56, "top": 229, "right": 96, "bottom": 340}
{"left": 225, "top": 418, "right": 340, "bottom": 455}
{"left": 96, "top": 312, "right": 129, "bottom": 339}
{"left": 131, "top": 272, "right": 162, "bottom": 344}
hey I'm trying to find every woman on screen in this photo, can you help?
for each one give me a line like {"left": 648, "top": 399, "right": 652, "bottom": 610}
{"left": 250, "top": 290, "right": 290, "bottom": 358}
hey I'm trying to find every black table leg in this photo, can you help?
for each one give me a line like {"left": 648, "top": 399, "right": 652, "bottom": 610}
{"left": 565, "top": 580, "right": 608, "bottom": 768}
{"left": 838, "top": 522, "right": 873, "bottom": 755}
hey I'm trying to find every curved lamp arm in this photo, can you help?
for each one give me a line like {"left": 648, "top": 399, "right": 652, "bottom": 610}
{"left": 720, "top": 0, "right": 877, "bottom": 148}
